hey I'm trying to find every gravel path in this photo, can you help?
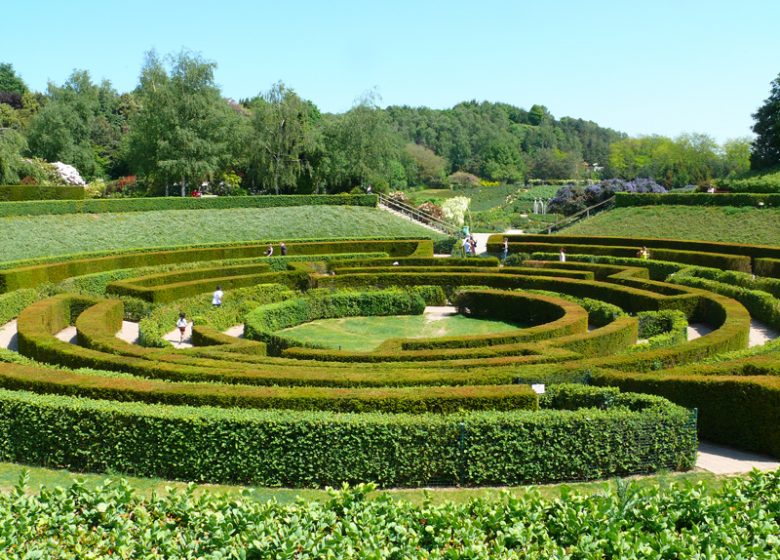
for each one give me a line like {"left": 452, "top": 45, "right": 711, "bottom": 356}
{"left": 116, "top": 321, "right": 140, "bottom": 344}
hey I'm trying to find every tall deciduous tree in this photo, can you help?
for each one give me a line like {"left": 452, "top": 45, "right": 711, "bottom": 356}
{"left": 751, "top": 73, "right": 780, "bottom": 170}
{"left": 246, "top": 82, "right": 320, "bottom": 194}
{"left": 323, "top": 92, "right": 400, "bottom": 191}
{"left": 127, "top": 51, "right": 239, "bottom": 195}
{"left": 26, "top": 70, "right": 122, "bottom": 180}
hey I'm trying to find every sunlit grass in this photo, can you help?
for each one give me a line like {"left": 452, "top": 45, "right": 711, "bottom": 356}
{"left": 0, "top": 462, "right": 731, "bottom": 505}
{"left": 0, "top": 206, "right": 442, "bottom": 261}
{"left": 565, "top": 206, "right": 780, "bottom": 245}
{"left": 278, "top": 313, "right": 522, "bottom": 351}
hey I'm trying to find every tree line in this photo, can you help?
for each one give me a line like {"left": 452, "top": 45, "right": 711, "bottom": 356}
{"left": 0, "top": 51, "right": 758, "bottom": 195}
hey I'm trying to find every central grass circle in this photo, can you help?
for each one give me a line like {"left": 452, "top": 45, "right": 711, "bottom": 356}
{"left": 276, "top": 307, "right": 523, "bottom": 352}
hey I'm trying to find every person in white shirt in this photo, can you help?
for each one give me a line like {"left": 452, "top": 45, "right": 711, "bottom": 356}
{"left": 559, "top": 248, "right": 566, "bottom": 262}
{"left": 176, "top": 313, "right": 188, "bottom": 343}
{"left": 212, "top": 285, "right": 223, "bottom": 307}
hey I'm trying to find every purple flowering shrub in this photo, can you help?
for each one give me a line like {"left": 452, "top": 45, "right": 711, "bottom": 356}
{"left": 548, "top": 179, "right": 666, "bottom": 216}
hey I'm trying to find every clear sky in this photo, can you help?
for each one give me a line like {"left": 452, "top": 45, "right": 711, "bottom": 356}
{"left": 2, "top": 0, "right": 778, "bottom": 142}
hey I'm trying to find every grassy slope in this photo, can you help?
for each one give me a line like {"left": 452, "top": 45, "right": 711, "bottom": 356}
{"left": 0, "top": 462, "right": 727, "bottom": 505}
{"left": 279, "top": 314, "right": 521, "bottom": 351}
{"left": 1, "top": 206, "right": 442, "bottom": 261}
{"left": 564, "top": 206, "right": 780, "bottom": 245}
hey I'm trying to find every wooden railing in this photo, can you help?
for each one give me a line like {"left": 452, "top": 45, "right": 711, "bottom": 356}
{"left": 377, "top": 193, "right": 459, "bottom": 236}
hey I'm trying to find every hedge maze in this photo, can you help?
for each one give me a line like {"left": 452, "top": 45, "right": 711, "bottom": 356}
{"left": 2, "top": 232, "right": 780, "bottom": 488}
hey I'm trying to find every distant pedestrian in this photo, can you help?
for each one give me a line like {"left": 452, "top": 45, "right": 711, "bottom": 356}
{"left": 176, "top": 313, "right": 188, "bottom": 343}
{"left": 637, "top": 246, "right": 650, "bottom": 260}
{"left": 559, "top": 247, "right": 566, "bottom": 262}
{"left": 264, "top": 243, "right": 274, "bottom": 257}
{"left": 212, "top": 285, "right": 223, "bottom": 307}
{"left": 501, "top": 238, "right": 509, "bottom": 262}
{"left": 469, "top": 235, "right": 477, "bottom": 256}
{"left": 280, "top": 242, "right": 287, "bottom": 256}
{"left": 462, "top": 236, "right": 472, "bottom": 257}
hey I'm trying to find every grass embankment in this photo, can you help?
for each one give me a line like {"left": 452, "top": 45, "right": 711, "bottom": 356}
{"left": 0, "top": 462, "right": 728, "bottom": 505}
{"left": 278, "top": 314, "right": 521, "bottom": 351}
{"left": 0, "top": 206, "right": 441, "bottom": 261}
{"left": 565, "top": 206, "right": 780, "bottom": 245}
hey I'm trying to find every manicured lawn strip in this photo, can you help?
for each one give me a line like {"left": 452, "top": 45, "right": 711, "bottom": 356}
{"left": 279, "top": 314, "right": 523, "bottom": 352}
{"left": 0, "top": 461, "right": 729, "bottom": 504}
{"left": 564, "top": 206, "right": 780, "bottom": 245}
{"left": 0, "top": 206, "right": 442, "bottom": 261}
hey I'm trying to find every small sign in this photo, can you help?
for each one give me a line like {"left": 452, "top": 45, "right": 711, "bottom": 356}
{"left": 531, "top": 384, "right": 545, "bottom": 394}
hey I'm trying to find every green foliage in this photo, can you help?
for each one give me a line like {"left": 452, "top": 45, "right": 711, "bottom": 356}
{"left": 4, "top": 471, "right": 780, "bottom": 557}
{"left": 245, "top": 82, "right": 322, "bottom": 194}
{"left": 615, "top": 192, "right": 780, "bottom": 206}
{"left": 751, "top": 72, "right": 780, "bottom": 170}
{"left": 127, "top": 51, "right": 240, "bottom": 194}
{"left": 0, "top": 185, "right": 85, "bottom": 201}
{"left": 245, "top": 289, "right": 426, "bottom": 353}
{"left": 635, "top": 310, "right": 688, "bottom": 350}
{"left": 0, "top": 385, "right": 694, "bottom": 486}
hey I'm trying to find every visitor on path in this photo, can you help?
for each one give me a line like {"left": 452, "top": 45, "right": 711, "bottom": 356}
{"left": 559, "top": 247, "right": 566, "bottom": 262}
{"left": 176, "top": 313, "right": 188, "bottom": 343}
{"left": 501, "top": 238, "right": 509, "bottom": 262}
{"left": 462, "top": 236, "right": 472, "bottom": 257}
{"left": 280, "top": 242, "right": 287, "bottom": 256}
{"left": 212, "top": 285, "right": 223, "bottom": 307}
{"left": 264, "top": 243, "right": 274, "bottom": 257}
{"left": 638, "top": 246, "right": 650, "bottom": 260}
{"left": 469, "top": 235, "right": 477, "bottom": 256}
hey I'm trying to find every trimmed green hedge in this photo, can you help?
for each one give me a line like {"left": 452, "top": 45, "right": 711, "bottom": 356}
{"left": 0, "top": 185, "right": 85, "bottom": 201}
{"left": 593, "top": 370, "right": 780, "bottom": 457}
{"left": 0, "top": 361, "right": 539, "bottom": 414}
{"left": 500, "top": 242, "right": 752, "bottom": 272}
{"left": 0, "top": 193, "right": 376, "bottom": 217}
{"left": 490, "top": 233, "right": 780, "bottom": 267}
{"left": 0, "top": 238, "right": 432, "bottom": 292}
{"left": 245, "top": 289, "right": 426, "bottom": 355}
{"left": 0, "top": 386, "right": 695, "bottom": 486}
{"left": 614, "top": 192, "right": 780, "bottom": 206}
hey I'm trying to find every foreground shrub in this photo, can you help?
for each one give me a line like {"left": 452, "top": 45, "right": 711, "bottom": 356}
{"left": 3, "top": 470, "right": 778, "bottom": 557}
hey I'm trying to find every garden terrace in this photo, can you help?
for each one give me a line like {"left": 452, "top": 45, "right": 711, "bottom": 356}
{"left": 2, "top": 233, "right": 780, "bottom": 484}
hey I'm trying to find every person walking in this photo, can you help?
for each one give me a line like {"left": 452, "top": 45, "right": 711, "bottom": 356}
{"left": 462, "top": 236, "right": 472, "bottom": 257}
{"left": 469, "top": 235, "right": 477, "bottom": 256}
{"left": 280, "top": 242, "right": 287, "bottom": 256}
{"left": 176, "top": 313, "right": 188, "bottom": 344}
{"left": 501, "top": 237, "right": 509, "bottom": 262}
{"left": 264, "top": 243, "right": 274, "bottom": 257}
{"left": 559, "top": 247, "right": 567, "bottom": 262}
{"left": 212, "top": 285, "right": 223, "bottom": 307}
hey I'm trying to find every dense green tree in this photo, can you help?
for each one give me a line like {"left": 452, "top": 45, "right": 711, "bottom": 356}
{"left": 403, "top": 143, "right": 447, "bottom": 186}
{"left": 0, "top": 63, "right": 27, "bottom": 110}
{"left": 751, "top": 73, "right": 780, "bottom": 170}
{"left": 245, "top": 82, "right": 320, "bottom": 194}
{"left": 323, "top": 93, "right": 400, "bottom": 191}
{"left": 721, "top": 138, "right": 751, "bottom": 177}
{"left": 26, "top": 70, "right": 121, "bottom": 180}
{"left": 127, "top": 51, "right": 239, "bottom": 195}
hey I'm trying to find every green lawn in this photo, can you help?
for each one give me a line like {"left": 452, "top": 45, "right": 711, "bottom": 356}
{"left": 278, "top": 313, "right": 522, "bottom": 351}
{"left": 0, "top": 206, "right": 442, "bottom": 261}
{"left": 565, "top": 206, "right": 780, "bottom": 245}
{"left": 0, "top": 462, "right": 730, "bottom": 505}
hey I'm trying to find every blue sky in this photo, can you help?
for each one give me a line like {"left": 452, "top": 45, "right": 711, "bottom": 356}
{"left": 2, "top": 0, "right": 778, "bottom": 142}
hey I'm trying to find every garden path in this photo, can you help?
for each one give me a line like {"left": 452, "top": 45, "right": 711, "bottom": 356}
{"left": 116, "top": 321, "right": 139, "bottom": 344}
{"left": 697, "top": 442, "right": 780, "bottom": 474}
{"left": 0, "top": 320, "right": 17, "bottom": 351}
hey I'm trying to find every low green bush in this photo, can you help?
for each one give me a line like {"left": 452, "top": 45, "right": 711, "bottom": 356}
{"left": 593, "top": 370, "right": 780, "bottom": 457}
{"left": 0, "top": 385, "right": 695, "bottom": 486}
{"left": 0, "top": 288, "right": 39, "bottom": 325}
{"left": 0, "top": 238, "right": 433, "bottom": 292}
{"left": 614, "top": 191, "right": 780, "bottom": 205}
{"left": 633, "top": 310, "right": 688, "bottom": 351}
{"left": 245, "top": 290, "right": 426, "bottom": 354}
{"left": 0, "top": 185, "right": 85, "bottom": 201}
{"left": 4, "top": 471, "right": 779, "bottom": 558}
{"left": 0, "top": 193, "right": 376, "bottom": 217}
